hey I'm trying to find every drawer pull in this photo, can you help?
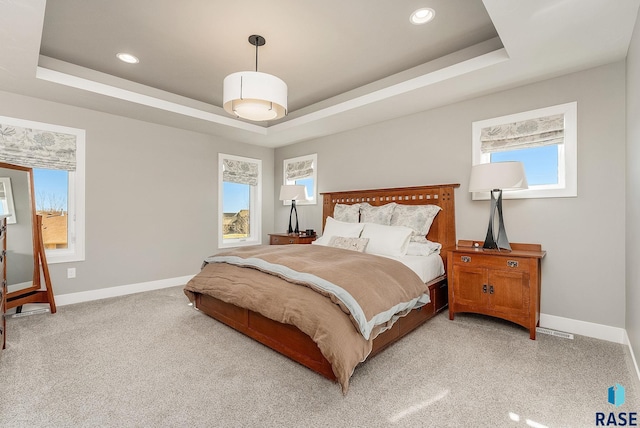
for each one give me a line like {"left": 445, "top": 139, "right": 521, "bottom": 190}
{"left": 288, "top": 239, "right": 295, "bottom": 244}
{"left": 489, "top": 285, "right": 494, "bottom": 294}
{"left": 461, "top": 256, "right": 471, "bottom": 263}
{"left": 482, "top": 284, "right": 487, "bottom": 293}
{"left": 507, "top": 260, "right": 519, "bottom": 268}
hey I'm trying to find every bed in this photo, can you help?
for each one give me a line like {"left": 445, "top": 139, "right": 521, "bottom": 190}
{"left": 184, "top": 184, "right": 459, "bottom": 392}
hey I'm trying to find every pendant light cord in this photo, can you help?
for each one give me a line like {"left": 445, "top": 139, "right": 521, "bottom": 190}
{"left": 255, "top": 41, "right": 259, "bottom": 72}
{"left": 249, "top": 35, "right": 265, "bottom": 72}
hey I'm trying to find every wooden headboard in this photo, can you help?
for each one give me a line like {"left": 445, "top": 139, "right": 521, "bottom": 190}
{"left": 321, "top": 184, "right": 460, "bottom": 259}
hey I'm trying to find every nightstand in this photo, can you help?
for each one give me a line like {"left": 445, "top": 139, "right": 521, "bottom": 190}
{"left": 447, "top": 240, "right": 546, "bottom": 340}
{"left": 269, "top": 233, "right": 317, "bottom": 245}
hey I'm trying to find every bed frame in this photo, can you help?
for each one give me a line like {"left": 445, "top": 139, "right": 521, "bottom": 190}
{"left": 191, "top": 184, "right": 459, "bottom": 381}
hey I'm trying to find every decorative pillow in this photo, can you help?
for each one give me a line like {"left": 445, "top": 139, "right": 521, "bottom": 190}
{"left": 333, "top": 203, "right": 360, "bottom": 223}
{"left": 390, "top": 204, "right": 442, "bottom": 242}
{"left": 360, "top": 222, "right": 413, "bottom": 257}
{"left": 406, "top": 240, "right": 442, "bottom": 256}
{"left": 359, "top": 202, "right": 396, "bottom": 225}
{"left": 313, "top": 216, "right": 365, "bottom": 246}
{"left": 327, "top": 236, "right": 369, "bottom": 252}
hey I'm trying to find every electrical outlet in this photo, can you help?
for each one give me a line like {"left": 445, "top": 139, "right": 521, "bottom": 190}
{"left": 67, "top": 268, "right": 76, "bottom": 279}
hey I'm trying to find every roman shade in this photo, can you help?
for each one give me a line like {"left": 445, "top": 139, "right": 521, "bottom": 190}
{"left": 480, "top": 114, "right": 564, "bottom": 154}
{"left": 285, "top": 158, "right": 314, "bottom": 181}
{"left": 0, "top": 122, "right": 77, "bottom": 171}
{"left": 222, "top": 158, "right": 259, "bottom": 186}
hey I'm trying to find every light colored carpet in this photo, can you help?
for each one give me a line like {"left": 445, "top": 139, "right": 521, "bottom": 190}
{"left": 1, "top": 285, "right": 638, "bottom": 427}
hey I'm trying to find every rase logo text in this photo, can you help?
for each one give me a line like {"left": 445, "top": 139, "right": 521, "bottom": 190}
{"left": 596, "top": 384, "right": 638, "bottom": 427}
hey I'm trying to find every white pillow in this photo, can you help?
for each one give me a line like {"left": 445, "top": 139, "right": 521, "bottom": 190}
{"left": 333, "top": 203, "right": 360, "bottom": 223}
{"left": 313, "top": 216, "right": 365, "bottom": 246}
{"left": 406, "top": 240, "right": 442, "bottom": 256}
{"left": 360, "top": 223, "right": 413, "bottom": 257}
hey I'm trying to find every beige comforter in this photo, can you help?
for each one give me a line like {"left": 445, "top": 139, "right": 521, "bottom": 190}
{"left": 183, "top": 244, "right": 429, "bottom": 392}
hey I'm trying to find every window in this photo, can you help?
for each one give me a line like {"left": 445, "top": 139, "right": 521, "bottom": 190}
{"left": 283, "top": 153, "right": 317, "bottom": 205}
{"left": 0, "top": 115, "right": 85, "bottom": 263}
{"left": 218, "top": 153, "right": 262, "bottom": 248}
{"left": 471, "top": 102, "right": 577, "bottom": 199}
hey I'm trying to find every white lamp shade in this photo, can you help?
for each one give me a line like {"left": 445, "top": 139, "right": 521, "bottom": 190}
{"left": 469, "top": 161, "right": 528, "bottom": 192}
{"left": 279, "top": 185, "right": 307, "bottom": 201}
{"left": 223, "top": 71, "right": 287, "bottom": 121}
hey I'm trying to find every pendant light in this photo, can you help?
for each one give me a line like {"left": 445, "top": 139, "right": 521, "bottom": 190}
{"left": 223, "top": 35, "right": 287, "bottom": 121}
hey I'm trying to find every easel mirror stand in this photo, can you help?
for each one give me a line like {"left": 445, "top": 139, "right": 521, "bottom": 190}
{"left": 5, "top": 214, "right": 56, "bottom": 314}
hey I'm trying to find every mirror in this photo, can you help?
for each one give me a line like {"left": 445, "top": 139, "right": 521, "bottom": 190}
{"left": 0, "top": 162, "right": 55, "bottom": 314}
{"left": 1, "top": 163, "right": 36, "bottom": 289}
{"left": 0, "top": 177, "right": 16, "bottom": 224}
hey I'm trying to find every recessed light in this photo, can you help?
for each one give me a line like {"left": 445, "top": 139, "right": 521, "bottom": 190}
{"left": 410, "top": 8, "right": 435, "bottom": 25}
{"left": 116, "top": 53, "right": 139, "bottom": 64}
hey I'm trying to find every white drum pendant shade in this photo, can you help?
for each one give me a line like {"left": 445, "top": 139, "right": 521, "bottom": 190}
{"left": 223, "top": 71, "right": 287, "bottom": 121}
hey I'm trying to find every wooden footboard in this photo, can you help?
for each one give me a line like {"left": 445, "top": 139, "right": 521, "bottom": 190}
{"left": 192, "top": 275, "right": 448, "bottom": 381}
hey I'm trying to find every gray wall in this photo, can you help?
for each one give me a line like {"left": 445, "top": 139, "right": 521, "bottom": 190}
{"left": 275, "top": 62, "right": 627, "bottom": 329}
{"left": 626, "top": 10, "right": 640, "bottom": 365}
{"left": 0, "top": 90, "right": 274, "bottom": 296}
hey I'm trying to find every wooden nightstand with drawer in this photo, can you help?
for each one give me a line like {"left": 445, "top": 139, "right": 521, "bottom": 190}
{"left": 447, "top": 240, "right": 546, "bottom": 339}
{"left": 269, "top": 233, "right": 317, "bottom": 245}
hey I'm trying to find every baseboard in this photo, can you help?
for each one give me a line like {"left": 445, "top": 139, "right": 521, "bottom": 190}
{"left": 540, "top": 313, "right": 640, "bottom": 383}
{"left": 540, "top": 313, "right": 627, "bottom": 344}
{"left": 54, "top": 274, "right": 196, "bottom": 306}
{"left": 624, "top": 330, "right": 640, "bottom": 384}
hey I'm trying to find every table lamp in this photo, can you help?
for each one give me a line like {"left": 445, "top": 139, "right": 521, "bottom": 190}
{"left": 279, "top": 185, "right": 307, "bottom": 234}
{"left": 469, "top": 161, "right": 528, "bottom": 251}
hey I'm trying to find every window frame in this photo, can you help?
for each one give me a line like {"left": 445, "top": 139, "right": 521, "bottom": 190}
{"left": 36, "top": 164, "right": 85, "bottom": 264}
{"left": 0, "top": 115, "right": 85, "bottom": 264}
{"left": 218, "top": 153, "right": 262, "bottom": 248}
{"left": 471, "top": 102, "right": 577, "bottom": 200}
{"left": 39, "top": 130, "right": 85, "bottom": 264}
{"left": 283, "top": 153, "right": 317, "bottom": 206}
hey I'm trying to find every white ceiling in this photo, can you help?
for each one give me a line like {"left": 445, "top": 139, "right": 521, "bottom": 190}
{"left": 0, "top": 0, "right": 638, "bottom": 148}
